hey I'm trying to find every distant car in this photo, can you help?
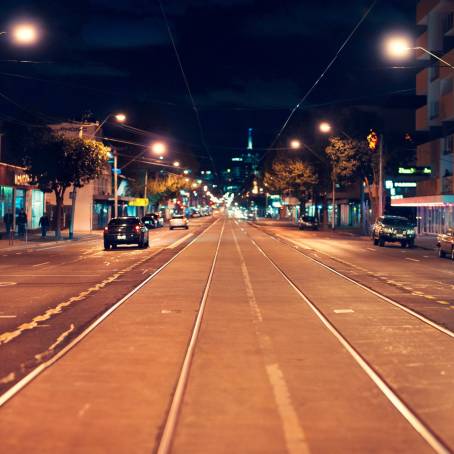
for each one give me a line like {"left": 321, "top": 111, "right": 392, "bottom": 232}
{"left": 371, "top": 215, "right": 416, "bottom": 248}
{"left": 298, "top": 215, "right": 319, "bottom": 230}
{"left": 104, "top": 217, "right": 149, "bottom": 250}
{"left": 169, "top": 214, "right": 189, "bottom": 230}
{"left": 142, "top": 214, "right": 158, "bottom": 229}
{"left": 437, "top": 228, "right": 454, "bottom": 259}
{"left": 154, "top": 212, "right": 164, "bottom": 227}
{"left": 247, "top": 211, "right": 256, "bottom": 221}
{"left": 191, "top": 209, "right": 201, "bottom": 218}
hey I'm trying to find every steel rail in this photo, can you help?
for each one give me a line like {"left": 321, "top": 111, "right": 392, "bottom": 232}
{"left": 245, "top": 226, "right": 451, "bottom": 454}
{"left": 250, "top": 223, "right": 454, "bottom": 340}
{"left": 156, "top": 219, "right": 225, "bottom": 454}
{"left": 0, "top": 218, "right": 221, "bottom": 407}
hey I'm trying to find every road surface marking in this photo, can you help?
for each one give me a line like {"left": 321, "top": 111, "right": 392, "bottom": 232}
{"left": 0, "top": 315, "right": 16, "bottom": 318}
{"left": 437, "top": 301, "right": 450, "bottom": 305}
{"left": 233, "top": 229, "right": 309, "bottom": 454}
{"left": 334, "top": 309, "right": 354, "bottom": 314}
{"left": 0, "top": 282, "right": 16, "bottom": 287}
{"left": 424, "top": 295, "right": 436, "bottom": 300}
{"left": 166, "top": 232, "right": 193, "bottom": 249}
{"left": 0, "top": 219, "right": 221, "bottom": 408}
{"left": 405, "top": 258, "right": 420, "bottom": 262}
{"left": 35, "top": 324, "right": 75, "bottom": 362}
{"left": 0, "top": 372, "right": 15, "bottom": 385}
{"left": 32, "top": 262, "right": 50, "bottom": 267}
{"left": 366, "top": 248, "right": 376, "bottom": 252}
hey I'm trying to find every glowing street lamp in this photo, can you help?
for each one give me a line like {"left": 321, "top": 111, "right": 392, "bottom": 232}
{"left": 151, "top": 141, "right": 166, "bottom": 155}
{"left": 114, "top": 113, "right": 126, "bottom": 123}
{"left": 173, "top": 161, "right": 180, "bottom": 167}
{"left": 290, "top": 139, "right": 301, "bottom": 149}
{"left": 319, "top": 122, "right": 332, "bottom": 134}
{"left": 385, "top": 35, "right": 454, "bottom": 70}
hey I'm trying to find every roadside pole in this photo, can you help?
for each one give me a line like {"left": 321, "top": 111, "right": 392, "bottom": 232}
{"left": 143, "top": 169, "right": 148, "bottom": 216}
{"left": 378, "top": 134, "right": 384, "bottom": 217}
{"left": 331, "top": 175, "right": 336, "bottom": 230}
{"left": 113, "top": 150, "right": 118, "bottom": 218}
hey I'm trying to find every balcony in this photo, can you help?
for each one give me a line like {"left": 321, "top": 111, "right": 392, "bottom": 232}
{"left": 417, "top": 68, "right": 428, "bottom": 95}
{"left": 417, "top": 0, "right": 439, "bottom": 25}
{"left": 440, "top": 91, "right": 454, "bottom": 121}
{"left": 416, "top": 31, "right": 429, "bottom": 60}
{"left": 416, "top": 105, "right": 429, "bottom": 131}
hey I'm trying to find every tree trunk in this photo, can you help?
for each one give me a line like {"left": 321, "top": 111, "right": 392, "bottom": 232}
{"left": 54, "top": 189, "right": 64, "bottom": 240}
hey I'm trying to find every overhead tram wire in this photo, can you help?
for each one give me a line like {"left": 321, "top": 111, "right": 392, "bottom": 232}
{"left": 269, "top": 0, "right": 378, "bottom": 150}
{"left": 157, "top": 0, "right": 218, "bottom": 179}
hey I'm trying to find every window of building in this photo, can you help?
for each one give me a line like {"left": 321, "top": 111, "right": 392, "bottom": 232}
{"left": 443, "top": 12, "right": 454, "bottom": 34}
{"left": 31, "top": 190, "right": 44, "bottom": 229}
{"left": 444, "top": 135, "right": 454, "bottom": 155}
{"left": 429, "top": 101, "right": 439, "bottom": 119}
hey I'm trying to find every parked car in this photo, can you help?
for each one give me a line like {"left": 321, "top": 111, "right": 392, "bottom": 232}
{"left": 298, "top": 215, "right": 319, "bottom": 230}
{"left": 371, "top": 215, "right": 416, "bottom": 248}
{"left": 169, "top": 214, "right": 189, "bottom": 230}
{"left": 191, "top": 209, "right": 201, "bottom": 218}
{"left": 154, "top": 212, "right": 164, "bottom": 227}
{"left": 104, "top": 217, "right": 149, "bottom": 249}
{"left": 247, "top": 211, "right": 256, "bottom": 221}
{"left": 437, "top": 228, "right": 454, "bottom": 259}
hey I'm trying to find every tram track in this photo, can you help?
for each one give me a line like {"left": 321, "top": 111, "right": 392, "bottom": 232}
{"left": 244, "top": 221, "right": 453, "bottom": 454}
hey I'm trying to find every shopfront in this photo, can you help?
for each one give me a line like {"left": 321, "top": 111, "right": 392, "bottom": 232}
{"left": 0, "top": 162, "right": 45, "bottom": 231}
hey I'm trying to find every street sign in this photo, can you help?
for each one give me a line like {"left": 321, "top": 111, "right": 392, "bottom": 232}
{"left": 398, "top": 166, "right": 431, "bottom": 175}
{"left": 129, "top": 198, "right": 148, "bottom": 207}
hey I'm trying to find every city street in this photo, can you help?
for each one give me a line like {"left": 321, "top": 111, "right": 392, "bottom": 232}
{"left": 0, "top": 215, "right": 453, "bottom": 453}
{"left": 0, "top": 217, "right": 213, "bottom": 396}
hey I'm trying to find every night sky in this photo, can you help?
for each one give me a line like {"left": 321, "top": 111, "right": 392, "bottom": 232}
{"left": 0, "top": 0, "right": 417, "bottom": 171}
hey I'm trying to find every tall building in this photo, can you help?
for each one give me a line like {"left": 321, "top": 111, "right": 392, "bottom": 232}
{"left": 393, "top": 0, "right": 454, "bottom": 233}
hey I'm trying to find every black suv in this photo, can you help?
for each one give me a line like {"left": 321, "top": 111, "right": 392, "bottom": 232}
{"left": 371, "top": 216, "right": 416, "bottom": 248}
{"left": 104, "top": 217, "right": 149, "bottom": 250}
{"left": 298, "top": 215, "right": 319, "bottom": 230}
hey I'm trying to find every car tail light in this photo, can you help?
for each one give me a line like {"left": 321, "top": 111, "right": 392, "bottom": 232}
{"left": 104, "top": 226, "right": 108, "bottom": 232}
{"left": 135, "top": 225, "right": 141, "bottom": 232}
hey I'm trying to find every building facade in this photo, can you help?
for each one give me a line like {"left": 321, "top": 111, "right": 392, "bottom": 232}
{"left": 393, "top": 0, "right": 454, "bottom": 233}
{"left": 0, "top": 162, "right": 45, "bottom": 232}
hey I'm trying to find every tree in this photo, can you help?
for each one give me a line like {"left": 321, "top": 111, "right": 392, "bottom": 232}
{"left": 325, "top": 136, "right": 376, "bottom": 229}
{"left": 145, "top": 173, "right": 191, "bottom": 209}
{"left": 20, "top": 127, "right": 109, "bottom": 238}
{"left": 264, "top": 158, "right": 318, "bottom": 210}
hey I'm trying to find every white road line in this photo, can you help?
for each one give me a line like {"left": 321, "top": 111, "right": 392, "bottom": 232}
{"left": 0, "top": 315, "right": 16, "bottom": 319}
{"left": 366, "top": 248, "right": 376, "bottom": 252}
{"left": 0, "top": 282, "right": 16, "bottom": 287}
{"left": 0, "top": 219, "right": 221, "bottom": 408}
{"left": 166, "top": 232, "right": 193, "bottom": 249}
{"left": 405, "top": 258, "right": 420, "bottom": 262}
{"left": 32, "top": 262, "right": 50, "bottom": 267}
{"left": 157, "top": 221, "right": 225, "bottom": 454}
{"left": 233, "top": 228, "right": 309, "bottom": 454}
{"left": 250, "top": 236, "right": 451, "bottom": 454}
{"left": 334, "top": 309, "right": 354, "bottom": 314}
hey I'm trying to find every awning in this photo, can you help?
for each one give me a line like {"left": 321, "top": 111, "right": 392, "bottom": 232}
{"left": 391, "top": 195, "right": 454, "bottom": 207}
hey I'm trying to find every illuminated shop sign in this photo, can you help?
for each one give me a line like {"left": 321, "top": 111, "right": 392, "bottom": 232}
{"left": 398, "top": 167, "right": 431, "bottom": 175}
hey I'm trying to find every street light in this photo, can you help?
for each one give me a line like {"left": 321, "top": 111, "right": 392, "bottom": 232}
{"left": 1, "top": 23, "right": 40, "bottom": 45}
{"left": 319, "top": 122, "right": 332, "bottom": 134}
{"left": 94, "top": 112, "right": 126, "bottom": 136}
{"left": 385, "top": 35, "right": 454, "bottom": 70}
{"left": 151, "top": 141, "right": 166, "bottom": 155}
{"left": 290, "top": 139, "right": 301, "bottom": 149}
{"left": 173, "top": 161, "right": 180, "bottom": 167}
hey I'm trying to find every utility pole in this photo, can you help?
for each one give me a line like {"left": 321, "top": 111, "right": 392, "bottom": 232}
{"left": 378, "top": 134, "right": 384, "bottom": 217}
{"left": 68, "top": 126, "right": 84, "bottom": 239}
{"left": 331, "top": 177, "right": 336, "bottom": 230}
{"left": 113, "top": 149, "right": 118, "bottom": 218}
{"left": 143, "top": 169, "right": 148, "bottom": 216}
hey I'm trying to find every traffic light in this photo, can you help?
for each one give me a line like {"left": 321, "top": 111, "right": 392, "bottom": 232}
{"left": 367, "top": 130, "right": 378, "bottom": 150}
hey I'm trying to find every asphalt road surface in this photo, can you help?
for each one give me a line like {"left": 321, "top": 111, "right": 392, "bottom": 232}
{"left": 0, "top": 217, "right": 213, "bottom": 394}
{"left": 0, "top": 216, "right": 453, "bottom": 454}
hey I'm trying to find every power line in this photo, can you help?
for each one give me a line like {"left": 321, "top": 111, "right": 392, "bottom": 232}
{"left": 157, "top": 0, "right": 218, "bottom": 179}
{"left": 270, "top": 0, "right": 378, "bottom": 149}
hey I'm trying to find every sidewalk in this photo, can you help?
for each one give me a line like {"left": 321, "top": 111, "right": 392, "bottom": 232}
{"left": 0, "top": 230, "right": 102, "bottom": 251}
